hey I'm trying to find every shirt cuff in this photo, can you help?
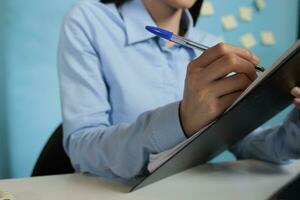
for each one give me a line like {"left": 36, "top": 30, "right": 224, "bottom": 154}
{"left": 150, "top": 101, "right": 187, "bottom": 152}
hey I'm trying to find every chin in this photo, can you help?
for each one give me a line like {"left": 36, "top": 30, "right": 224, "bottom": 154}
{"left": 163, "top": 0, "right": 197, "bottom": 9}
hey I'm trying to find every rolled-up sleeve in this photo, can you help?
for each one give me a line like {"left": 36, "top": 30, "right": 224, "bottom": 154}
{"left": 230, "top": 108, "right": 300, "bottom": 164}
{"left": 58, "top": 6, "right": 185, "bottom": 179}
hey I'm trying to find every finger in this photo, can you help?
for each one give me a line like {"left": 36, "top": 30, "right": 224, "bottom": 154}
{"left": 192, "top": 43, "right": 259, "bottom": 69}
{"left": 202, "top": 53, "right": 257, "bottom": 82}
{"left": 291, "top": 87, "right": 300, "bottom": 98}
{"left": 218, "top": 90, "right": 243, "bottom": 112}
{"left": 293, "top": 98, "right": 300, "bottom": 109}
{"left": 210, "top": 73, "right": 252, "bottom": 97}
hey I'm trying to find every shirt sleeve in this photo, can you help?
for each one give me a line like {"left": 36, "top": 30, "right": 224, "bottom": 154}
{"left": 57, "top": 6, "right": 186, "bottom": 179}
{"left": 230, "top": 108, "right": 300, "bottom": 164}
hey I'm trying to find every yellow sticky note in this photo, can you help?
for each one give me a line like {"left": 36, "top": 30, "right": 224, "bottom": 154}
{"left": 221, "top": 15, "right": 238, "bottom": 31}
{"left": 200, "top": 1, "right": 214, "bottom": 16}
{"left": 240, "top": 6, "right": 252, "bottom": 22}
{"left": 240, "top": 33, "right": 257, "bottom": 49}
{"left": 261, "top": 31, "right": 275, "bottom": 45}
{"left": 255, "top": 0, "right": 266, "bottom": 11}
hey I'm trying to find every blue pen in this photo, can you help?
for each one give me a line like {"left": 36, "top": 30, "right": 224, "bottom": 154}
{"left": 145, "top": 26, "right": 265, "bottom": 72}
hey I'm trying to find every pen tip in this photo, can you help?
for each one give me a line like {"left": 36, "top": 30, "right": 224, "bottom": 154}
{"left": 145, "top": 26, "right": 173, "bottom": 40}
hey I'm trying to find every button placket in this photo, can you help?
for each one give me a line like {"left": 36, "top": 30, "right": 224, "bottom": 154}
{"left": 165, "top": 49, "right": 181, "bottom": 101}
{"left": 156, "top": 38, "right": 182, "bottom": 102}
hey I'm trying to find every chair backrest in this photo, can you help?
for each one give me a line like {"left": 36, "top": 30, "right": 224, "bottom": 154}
{"left": 32, "top": 124, "right": 74, "bottom": 176}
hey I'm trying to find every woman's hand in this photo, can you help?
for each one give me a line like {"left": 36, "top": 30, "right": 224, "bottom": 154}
{"left": 180, "top": 43, "right": 260, "bottom": 137}
{"left": 291, "top": 87, "right": 300, "bottom": 109}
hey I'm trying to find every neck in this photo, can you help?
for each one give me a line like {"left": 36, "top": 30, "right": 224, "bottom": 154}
{"left": 143, "top": 0, "right": 183, "bottom": 36}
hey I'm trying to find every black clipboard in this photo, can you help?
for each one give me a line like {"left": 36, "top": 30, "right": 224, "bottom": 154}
{"left": 130, "top": 39, "right": 300, "bottom": 192}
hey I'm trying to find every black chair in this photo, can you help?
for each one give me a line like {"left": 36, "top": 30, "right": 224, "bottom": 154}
{"left": 32, "top": 124, "right": 74, "bottom": 176}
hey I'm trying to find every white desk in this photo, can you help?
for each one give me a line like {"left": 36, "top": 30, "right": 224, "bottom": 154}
{"left": 1, "top": 160, "right": 300, "bottom": 200}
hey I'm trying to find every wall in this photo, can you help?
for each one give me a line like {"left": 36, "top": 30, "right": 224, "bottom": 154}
{"left": 0, "top": 0, "right": 10, "bottom": 178}
{"left": 1, "top": 0, "right": 77, "bottom": 178}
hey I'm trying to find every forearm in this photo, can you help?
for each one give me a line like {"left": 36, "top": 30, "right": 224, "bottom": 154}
{"left": 230, "top": 108, "right": 300, "bottom": 164}
{"left": 64, "top": 102, "right": 186, "bottom": 179}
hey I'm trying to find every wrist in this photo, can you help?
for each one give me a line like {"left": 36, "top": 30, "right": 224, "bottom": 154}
{"left": 178, "top": 102, "right": 189, "bottom": 138}
{"left": 179, "top": 101, "right": 198, "bottom": 137}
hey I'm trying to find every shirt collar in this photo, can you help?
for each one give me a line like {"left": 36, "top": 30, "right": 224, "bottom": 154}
{"left": 119, "top": 0, "right": 156, "bottom": 45}
{"left": 119, "top": 0, "right": 198, "bottom": 47}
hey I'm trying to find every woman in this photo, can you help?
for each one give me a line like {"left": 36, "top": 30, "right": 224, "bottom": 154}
{"left": 58, "top": 0, "right": 300, "bottom": 180}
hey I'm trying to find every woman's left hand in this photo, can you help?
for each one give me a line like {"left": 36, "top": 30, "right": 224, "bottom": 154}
{"left": 291, "top": 87, "right": 300, "bottom": 109}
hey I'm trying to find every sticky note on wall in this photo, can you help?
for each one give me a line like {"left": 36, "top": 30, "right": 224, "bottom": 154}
{"left": 240, "top": 7, "right": 253, "bottom": 22}
{"left": 240, "top": 33, "right": 257, "bottom": 49}
{"left": 200, "top": 1, "right": 215, "bottom": 16}
{"left": 255, "top": 0, "right": 266, "bottom": 11}
{"left": 261, "top": 31, "right": 275, "bottom": 45}
{"left": 221, "top": 15, "right": 238, "bottom": 31}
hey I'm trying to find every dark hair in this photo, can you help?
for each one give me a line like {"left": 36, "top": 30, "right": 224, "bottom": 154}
{"left": 101, "top": 0, "right": 203, "bottom": 25}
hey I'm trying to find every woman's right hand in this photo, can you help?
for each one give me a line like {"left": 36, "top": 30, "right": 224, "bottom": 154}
{"left": 180, "top": 43, "right": 260, "bottom": 137}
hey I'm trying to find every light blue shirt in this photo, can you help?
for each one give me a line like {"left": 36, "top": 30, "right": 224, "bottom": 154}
{"left": 58, "top": 0, "right": 300, "bottom": 180}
